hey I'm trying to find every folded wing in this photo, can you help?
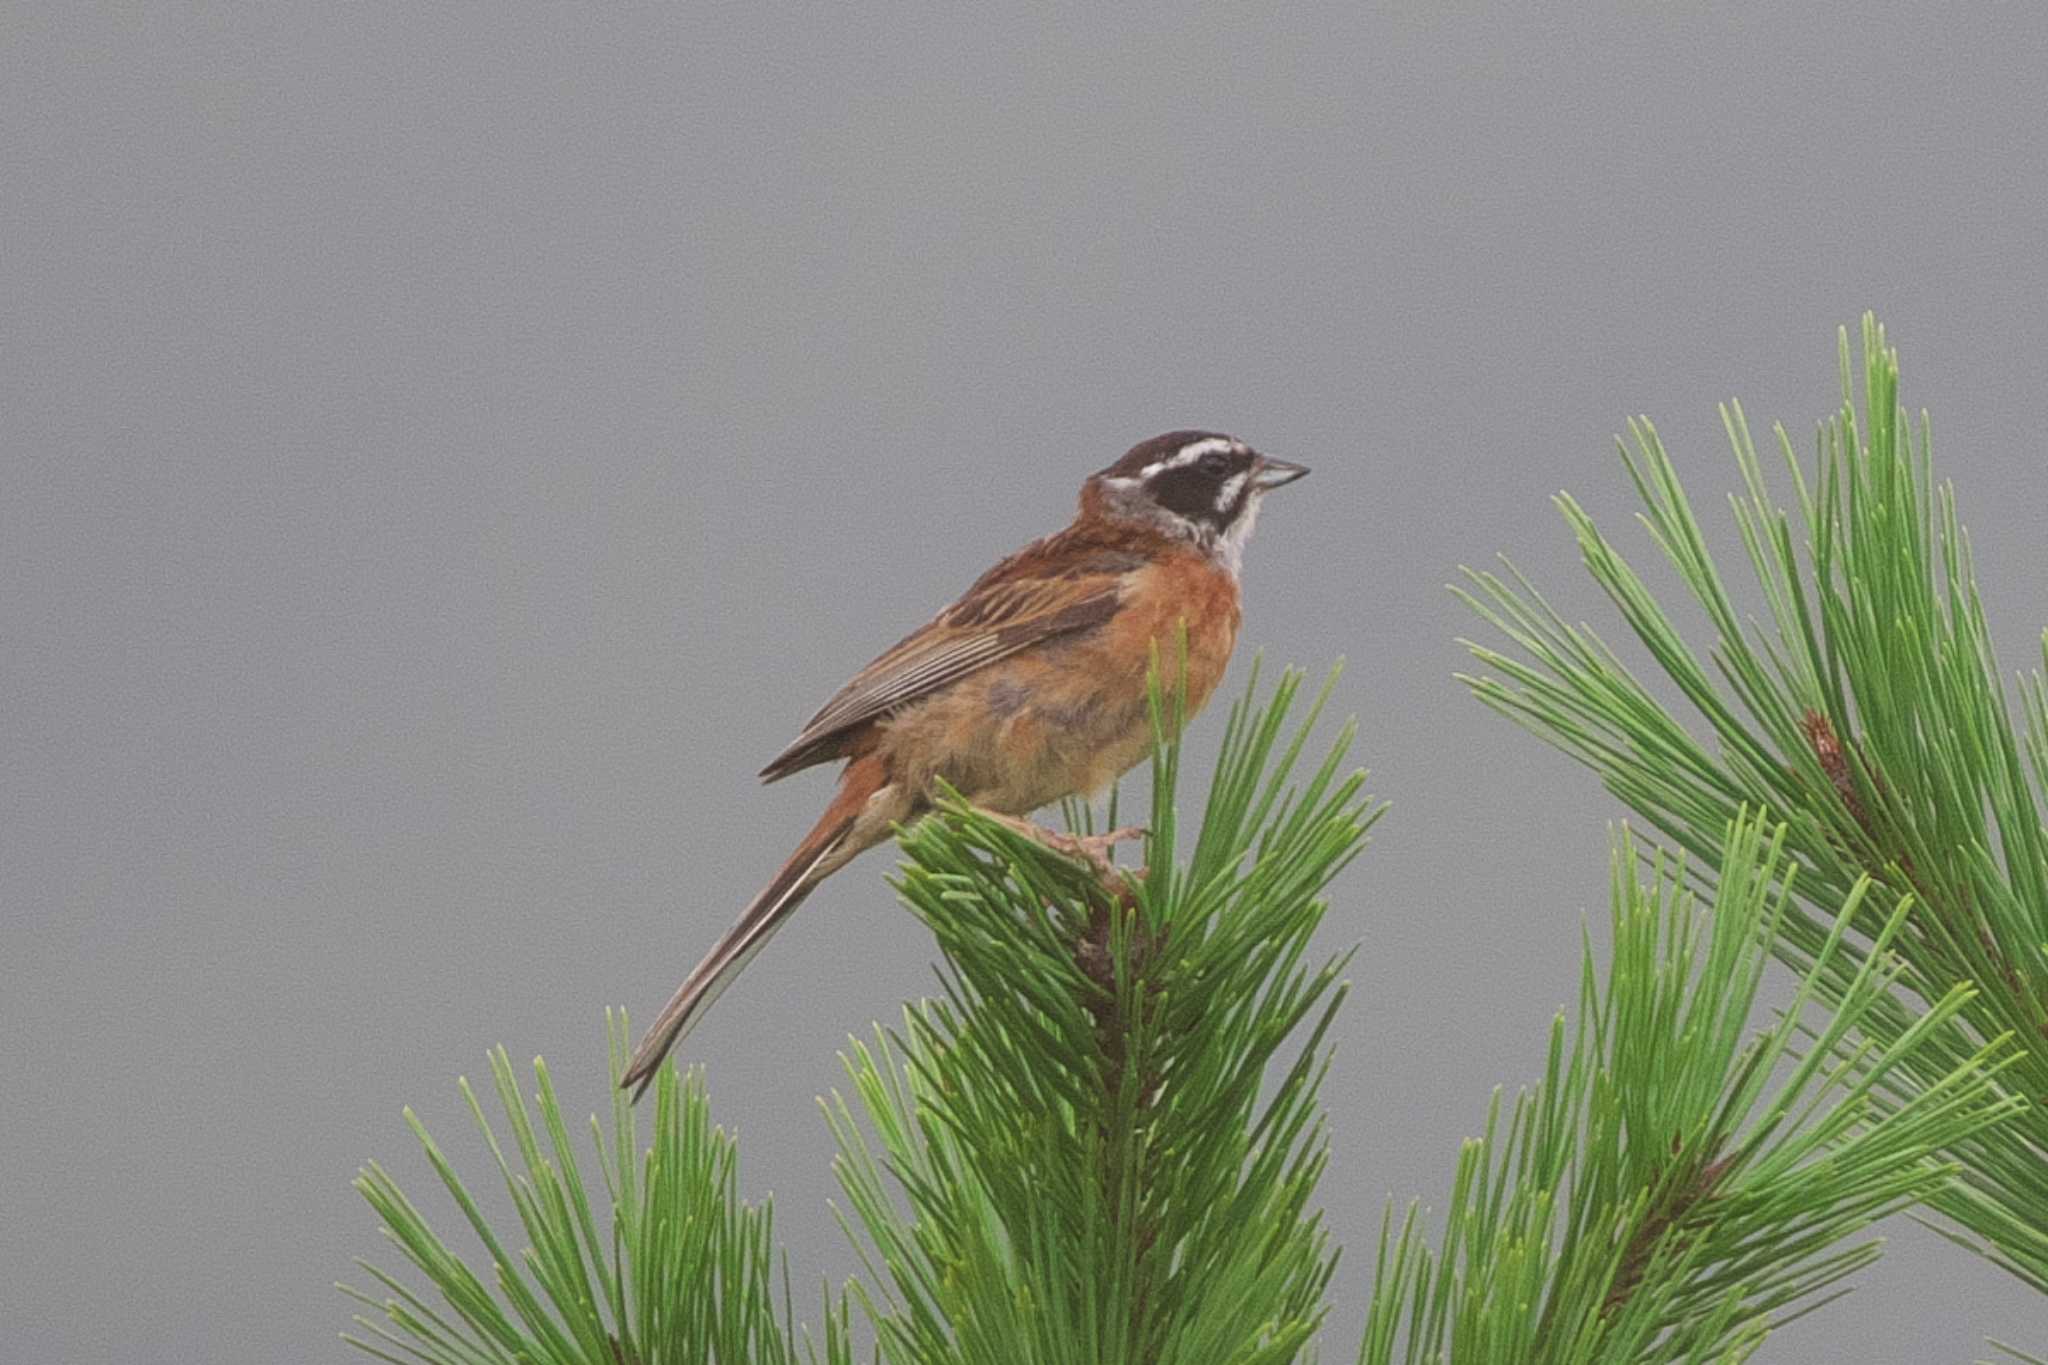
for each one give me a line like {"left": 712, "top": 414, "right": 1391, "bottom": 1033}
{"left": 758, "top": 539, "right": 1137, "bottom": 781}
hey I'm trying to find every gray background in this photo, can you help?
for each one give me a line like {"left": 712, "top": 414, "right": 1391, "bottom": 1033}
{"left": 5, "top": 4, "right": 2045, "bottom": 1360}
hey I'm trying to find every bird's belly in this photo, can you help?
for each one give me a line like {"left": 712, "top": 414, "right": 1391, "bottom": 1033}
{"left": 880, "top": 572, "right": 1238, "bottom": 815}
{"left": 878, "top": 661, "right": 1147, "bottom": 814}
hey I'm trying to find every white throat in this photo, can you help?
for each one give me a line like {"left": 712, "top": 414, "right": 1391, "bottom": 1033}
{"left": 1211, "top": 492, "right": 1261, "bottom": 578}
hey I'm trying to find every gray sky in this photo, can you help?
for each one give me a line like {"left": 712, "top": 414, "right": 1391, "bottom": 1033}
{"left": 6, "top": 4, "right": 2046, "bottom": 1360}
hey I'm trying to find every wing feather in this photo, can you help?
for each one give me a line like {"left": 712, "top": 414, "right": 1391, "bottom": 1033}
{"left": 758, "top": 539, "right": 1138, "bottom": 781}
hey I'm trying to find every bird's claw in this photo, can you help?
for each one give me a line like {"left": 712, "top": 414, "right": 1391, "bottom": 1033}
{"left": 1037, "top": 825, "right": 1147, "bottom": 879}
{"left": 982, "top": 813, "right": 1148, "bottom": 885}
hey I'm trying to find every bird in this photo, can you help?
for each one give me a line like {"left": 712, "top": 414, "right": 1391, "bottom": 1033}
{"left": 621, "top": 430, "right": 1309, "bottom": 1097}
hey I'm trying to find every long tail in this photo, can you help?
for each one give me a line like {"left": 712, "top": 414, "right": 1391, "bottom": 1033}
{"left": 620, "top": 756, "right": 886, "bottom": 1100}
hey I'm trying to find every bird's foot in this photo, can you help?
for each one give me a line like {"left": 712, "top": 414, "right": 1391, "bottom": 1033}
{"left": 981, "top": 813, "right": 1148, "bottom": 885}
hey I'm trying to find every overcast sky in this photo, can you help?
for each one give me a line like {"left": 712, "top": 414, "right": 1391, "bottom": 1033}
{"left": 6, "top": 5, "right": 2047, "bottom": 1360}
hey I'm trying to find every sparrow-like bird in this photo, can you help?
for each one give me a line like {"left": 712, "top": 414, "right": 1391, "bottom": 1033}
{"left": 621, "top": 431, "right": 1308, "bottom": 1095}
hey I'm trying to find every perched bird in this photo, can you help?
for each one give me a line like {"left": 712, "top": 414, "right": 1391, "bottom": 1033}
{"left": 621, "top": 431, "right": 1308, "bottom": 1096}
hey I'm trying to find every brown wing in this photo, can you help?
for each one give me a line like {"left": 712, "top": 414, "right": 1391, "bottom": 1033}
{"left": 758, "top": 537, "right": 1141, "bottom": 782}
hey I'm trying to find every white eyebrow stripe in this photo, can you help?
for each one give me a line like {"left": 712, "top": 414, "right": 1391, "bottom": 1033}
{"left": 1167, "top": 436, "right": 1238, "bottom": 469}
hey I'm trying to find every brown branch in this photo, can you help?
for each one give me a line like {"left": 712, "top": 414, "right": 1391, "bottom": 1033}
{"left": 1072, "top": 875, "right": 1167, "bottom": 1165}
{"left": 1802, "top": 709, "right": 1870, "bottom": 832}
{"left": 1067, "top": 866, "right": 1168, "bottom": 1357}
{"left": 1800, "top": 709, "right": 2044, "bottom": 1034}
{"left": 1601, "top": 1142, "right": 1737, "bottom": 1318}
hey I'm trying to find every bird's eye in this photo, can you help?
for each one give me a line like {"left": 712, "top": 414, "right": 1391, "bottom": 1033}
{"left": 1198, "top": 451, "right": 1231, "bottom": 476}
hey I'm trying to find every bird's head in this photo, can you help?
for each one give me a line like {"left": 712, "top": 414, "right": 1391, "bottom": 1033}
{"left": 1084, "top": 430, "right": 1309, "bottom": 574}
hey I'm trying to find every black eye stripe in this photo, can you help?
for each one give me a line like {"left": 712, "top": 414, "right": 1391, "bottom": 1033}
{"left": 1149, "top": 469, "right": 1206, "bottom": 518}
{"left": 1148, "top": 460, "right": 1251, "bottom": 528}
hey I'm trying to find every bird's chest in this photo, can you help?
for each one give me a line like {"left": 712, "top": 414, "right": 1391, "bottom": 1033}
{"left": 1099, "top": 551, "right": 1244, "bottom": 708}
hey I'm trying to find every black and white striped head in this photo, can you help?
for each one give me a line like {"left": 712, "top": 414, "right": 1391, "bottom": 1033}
{"left": 1089, "top": 431, "right": 1309, "bottom": 573}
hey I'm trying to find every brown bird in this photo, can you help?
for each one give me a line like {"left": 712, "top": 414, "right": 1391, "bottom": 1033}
{"left": 621, "top": 431, "right": 1308, "bottom": 1096}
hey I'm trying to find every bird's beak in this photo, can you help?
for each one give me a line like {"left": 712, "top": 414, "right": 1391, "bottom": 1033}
{"left": 1252, "top": 456, "right": 1310, "bottom": 491}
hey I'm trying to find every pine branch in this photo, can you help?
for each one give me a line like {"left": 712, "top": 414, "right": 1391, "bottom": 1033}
{"left": 1356, "top": 814, "right": 2022, "bottom": 1365}
{"left": 1459, "top": 313, "right": 2048, "bottom": 1297}
{"left": 824, "top": 661, "right": 1378, "bottom": 1364}
{"left": 340, "top": 1016, "right": 852, "bottom": 1365}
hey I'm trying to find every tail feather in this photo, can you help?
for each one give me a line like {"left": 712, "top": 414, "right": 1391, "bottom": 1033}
{"left": 621, "top": 756, "right": 886, "bottom": 1100}
{"left": 619, "top": 835, "right": 839, "bottom": 1099}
